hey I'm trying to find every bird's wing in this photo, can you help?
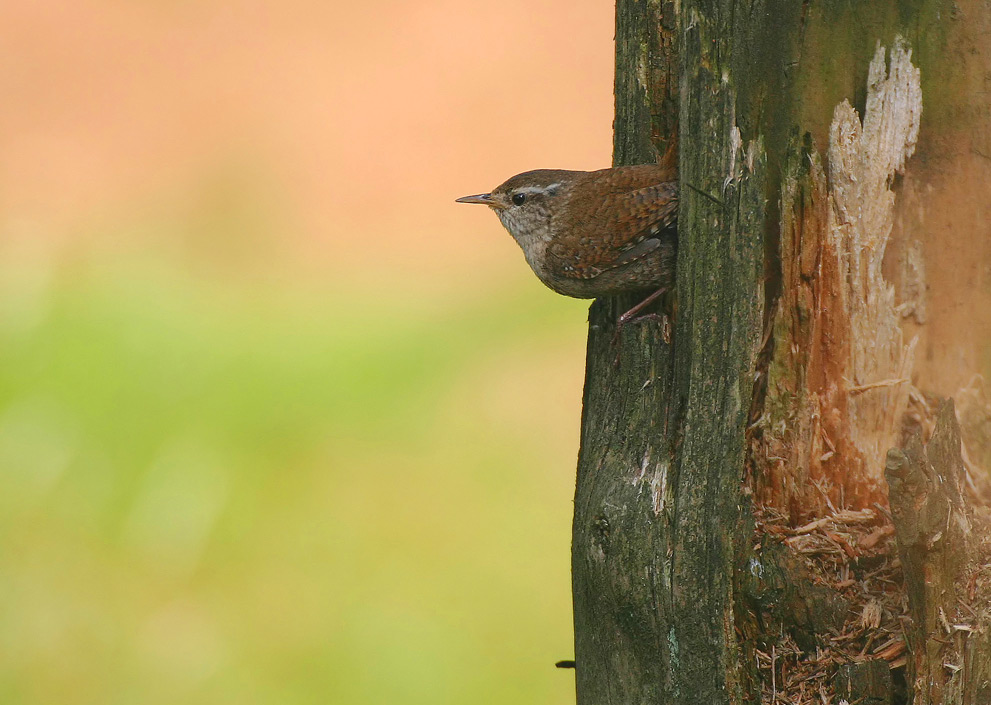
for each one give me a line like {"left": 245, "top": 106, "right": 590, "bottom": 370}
{"left": 547, "top": 177, "right": 678, "bottom": 280}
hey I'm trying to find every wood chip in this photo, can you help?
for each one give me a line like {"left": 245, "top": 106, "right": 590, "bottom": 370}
{"left": 874, "top": 638, "right": 906, "bottom": 661}
{"left": 858, "top": 524, "right": 894, "bottom": 550}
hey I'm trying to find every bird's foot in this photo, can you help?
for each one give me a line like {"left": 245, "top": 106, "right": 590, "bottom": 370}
{"left": 611, "top": 287, "right": 670, "bottom": 347}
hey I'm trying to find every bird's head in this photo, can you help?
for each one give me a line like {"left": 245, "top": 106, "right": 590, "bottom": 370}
{"left": 456, "top": 169, "right": 580, "bottom": 244}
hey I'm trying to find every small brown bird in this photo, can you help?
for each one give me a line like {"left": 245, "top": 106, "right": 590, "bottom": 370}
{"left": 456, "top": 164, "right": 678, "bottom": 325}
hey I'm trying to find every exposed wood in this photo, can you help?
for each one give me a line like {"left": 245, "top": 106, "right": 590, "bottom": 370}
{"left": 761, "top": 40, "right": 922, "bottom": 520}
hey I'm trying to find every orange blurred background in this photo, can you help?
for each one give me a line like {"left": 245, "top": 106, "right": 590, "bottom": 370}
{"left": 0, "top": 2, "right": 615, "bottom": 705}
{"left": 1, "top": 0, "right": 613, "bottom": 286}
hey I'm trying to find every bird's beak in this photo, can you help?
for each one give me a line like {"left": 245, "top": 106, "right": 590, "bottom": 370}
{"left": 455, "top": 193, "right": 506, "bottom": 209}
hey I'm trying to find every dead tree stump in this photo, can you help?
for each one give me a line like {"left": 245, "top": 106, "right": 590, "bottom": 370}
{"left": 571, "top": 2, "right": 991, "bottom": 703}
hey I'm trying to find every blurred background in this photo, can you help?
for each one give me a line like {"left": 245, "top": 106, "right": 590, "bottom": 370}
{"left": 0, "top": 1, "right": 614, "bottom": 703}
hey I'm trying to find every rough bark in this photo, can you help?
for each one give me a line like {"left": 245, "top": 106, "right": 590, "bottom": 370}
{"left": 572, "top": 0, "right": 763, "bottom": 702}
{"left": 571, "top": 1, "right": 991, "bottom": 704}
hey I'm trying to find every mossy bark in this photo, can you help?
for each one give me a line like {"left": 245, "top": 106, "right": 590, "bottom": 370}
{"left": 572, "top": 1, "right": 991, "bottom": 703}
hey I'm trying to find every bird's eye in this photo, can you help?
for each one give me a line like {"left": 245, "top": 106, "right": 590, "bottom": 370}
{"left": 511, "top": 192, "right": 527, "bottom": 206}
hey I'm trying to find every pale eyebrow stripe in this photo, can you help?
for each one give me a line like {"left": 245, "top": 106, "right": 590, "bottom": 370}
{"left": 515, "top": 183, "right": 563, "bottom": 196}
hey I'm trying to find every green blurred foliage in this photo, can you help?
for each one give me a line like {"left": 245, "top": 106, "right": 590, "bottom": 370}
{"left": 0, "top": 254, "right": 588, "bottom": 705}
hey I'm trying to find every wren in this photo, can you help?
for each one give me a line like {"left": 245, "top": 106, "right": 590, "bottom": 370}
{"left": 456, "top": 164, "right": 677, "bottom": 326}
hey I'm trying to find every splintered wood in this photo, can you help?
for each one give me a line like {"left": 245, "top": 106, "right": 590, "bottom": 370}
{"left": 827, "top": 36, "right": 921, "bottom": 504}
{"left": 759, "top": 38, "right": 922, "bottom": 519}
{"left": 748, "top": 37, "right": 991, "bottom": 705}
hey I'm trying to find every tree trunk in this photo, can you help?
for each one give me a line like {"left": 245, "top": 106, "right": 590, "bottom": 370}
{"left": 571, "top": 1, "right": 991, "bottom": 703}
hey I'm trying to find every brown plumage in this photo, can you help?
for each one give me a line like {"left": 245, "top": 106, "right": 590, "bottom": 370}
{"left": 456, "top": 164, "right": 678, "bottom": 300}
